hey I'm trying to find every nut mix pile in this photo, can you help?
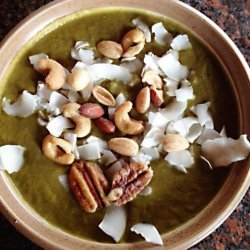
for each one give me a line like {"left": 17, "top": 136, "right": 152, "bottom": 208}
{"left": 1, "top": 18, "right": 250, "bottom": 244}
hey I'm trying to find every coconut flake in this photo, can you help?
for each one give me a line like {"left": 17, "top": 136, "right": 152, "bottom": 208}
{"left": 165, "top": 150, "right": 194, "bottom": 173}
{"left": 105, "top": 161, "right": 123, "bottom": 180}
{"left": 77, "top": 142, "right": 101, "bottom": 160}
{"left": 148, "top": 112, "right": 169, "bottom": 130}
{"left": 78, "top": 49, "right": 94, "bottom": 65}
{"left": 86, "top": 136, "right": 108, "bottom": 153}
{"left": 2, "top": 91, "right": 38, "bottom": 117}
{"left": 196, "top": 128, "right": 221, "bottom": 145}
{"left": 0, "top": 145, "right": 25, "bottom": 174}
{"left": 87, "top": 64, "right": 132, "bottom": 84}
{"left": 131, "top": 223, "right": 163, "bottom": 245}
{"left": 79, "top": 81, "right": 93, "bottom": 102}
{"left": 141, "top": 127, "right": 165, "bottom": 148}
{"left": 139, "top": 186, "right": 152, "bottom": 196}
{"left": 141, "top": 147, "right": 160, "bottom": 160}
{"left": 46, "top": 116, "right": 74, "bottom": 137}
{"left": 29, "top": 53, "right": 48, "bottom": 66}
{"left": 36, "top": 83, "right": 52, "bottom": 101}
{"left": 100, "top": 150, "right": 117, "bottom": 166}
{"left": 143, "top": 52, "right": 163, "bottom": 76}
{"left": 68, "top": 90, "right": 80, "bottom": 103}
{"left": 99, "top": 205, "right": 127, "bottom": 242}
{"left": 201, "top": 135, "right": 250, "bottom": 167}
{"left": 200, "top": 156, "right": 213, "bottom": 170}
{"left": 164, "top": 78, "right": 179, "bottom": 96}
{"left": 71, "top": 41, "right": 92, "bottom": 62}
{"left": 152, "top": 22, "right": 173, "bottom": 46}
{"left": 171, "top": 34, "right": 192, "bottom": 51}
{"left": 193, "top": 102, "right": 214, "bottom": 129}
{"left": 220, "top": 126, "right": 227, "bottom": 137}
{"left": 58, "top": 174, "right": 70, "bottom": 191}
{"left": 175, "top": 80, "right": 195, "bottom": 102}
{"left": 120, "top": 58, "right": 143, "bottom": 73}
{"left": 63, "top": 132, "right": 79, "bottom": 159}
{"left": 132, "top": 18, "right": 151, "bottom": 42}
{"left": 132, "top": 151, "right": 152, "bottom": 165}
{"left": 115, "top": 93, "right": 126, "bottom": 107}
{"left": 158, "top": 53, "right": 189, "bottom": 81}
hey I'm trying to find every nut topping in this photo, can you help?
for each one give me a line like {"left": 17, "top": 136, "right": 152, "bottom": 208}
{"left": 150, "top": 86, "right": 164, "bottom": 108}
{"left": 67, "top": 69, "right": 92, "bottom": 91}
{"left": 97, "top": 41, "right": 123, "bottom": 59}
{"left": 94, "top": 117, "right": 116, "bottom": 134}
{"left": 69, "top": 161, "right": 110, "bottom": 213}
{"left": 114, "top": 101, "right": 144, "bottom": 135}
{"left": 135, "top": 86, "right": 150, "bottom": 114}
{"left": 92, "top": 86, "right": 116, "bottom": 107}
{"left": 142, "top": 70, "right": 163, "bottom": 89}
{"left": 79, "top": 103, "right": 105, "bottom": 119}
{"left": 162, "top": 134, "right": 189, "bottom": 152}
{"left": 106, "top": 162, "right": 153, "bottom": 206}
{"left": 108, "top": 137, "right": 139, "bottom": 157}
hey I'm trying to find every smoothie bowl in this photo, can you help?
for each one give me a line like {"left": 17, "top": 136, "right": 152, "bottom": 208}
{"left": 0, "top": 0, "right": 249, "bottom": 249}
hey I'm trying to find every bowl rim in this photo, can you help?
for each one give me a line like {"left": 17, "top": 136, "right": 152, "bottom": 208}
{"left": 0, "top": 0, "right": 249, "bottom": 249}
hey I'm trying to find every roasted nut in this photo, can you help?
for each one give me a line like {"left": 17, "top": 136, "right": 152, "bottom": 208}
{"left": 150, "top": 86, "right": 164, "bottom": 108}
{"left": 62, "top": 103, "right": 91, "bottom": 138}
{"left": 34, "top": 59, "right": 67, "bottom": 90}
{"left": 121, "top": 29, "right": 145, "bottom": 57}
{"left": 162, "top": 134, "right": 189, "bottom": 152}
{"left": 97, "top": 41, "right": 123, "bottom": 59}
{"left": 42, "top": 134, "right": 75, "bottom": 165}
{"left": 92, "top": 86, "right": 115, "bottom": 107}
{"left": 114, "top": 101, "right": 144, "bottom": 135}
{"left": 142, "top": 70, "right": 163, "bottom": 89}
{"left": 94, "top": 117, "right": 116, "bottom": 134}
{"left": 67, "top": 69, "right": 92, "bottom": 91}
{"left": 69, "top": 161, "right": 110, "bottom": 213}
{"left": 108, "top": 137, "right": 139, "bottom": 157}
{"left": 79, "top": 103, "right": 105, "bottom": 119}
{"left": 106, "top": 162, "right": 153, "bottom": 206}
{"left": 135, "top": 86, "right": 150, "bottom": 114}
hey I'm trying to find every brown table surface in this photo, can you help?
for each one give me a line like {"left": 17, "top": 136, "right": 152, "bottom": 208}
{"left": 0, "top": 0, "right": 249, "bottom": 249}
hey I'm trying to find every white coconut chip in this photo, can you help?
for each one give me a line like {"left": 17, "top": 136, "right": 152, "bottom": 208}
{"left": 165, "top": 121, "right": 178, "bottom": 134}
{"left": 94, "top": 57, "right": 113, "bottom": 64}
{"left": 105, "top": 161, "right": 123, "bottom": 180}
{"left": 77, "top": 142, "right": 101, "bottom": 160}
{"left": 46, "top": 116, "right": 74, "bottom": 137}
{"left": 79, "top": 81, "right": 94, "bottom": 102}
{"left": 99, "top": 205, "right": 127, "bottom": 243}
{"left": 164, "top": 78, "right": 179, "bottom": 97}
{"left": 157, "top": 53, "right": 189, "bottom": 81}
{"left": 58, "top": 174, "right": 70, "bottom": 191}
{"left": 0, "top": 145, "right": 25, "bottom": 174}
{"left": 132, "top": 18, "right": 151, "bottom": 42}
{"left": 86, "top": 136, "right": 108, "bottom": 153}
{"left": 100, "top": 150, "right": 117, "bottom": 166}
{"left": 147, "top": 112, "right": 168, "bottom": 130}
{"left": 36, "top": 83, "right": 52, "bottom": 101}
{"left": 160, "top": 100, "right": 187, "bottom": 123}
{"left": 220, "top": 126, "right": 227, "bottom": 137}
{"left": 196, "top": 128, "right": 221, "bottom": 145}
{"left": 132, "top": 151, "right": 152, "bottom": 165}
{"left": 63, "top": 132, "right": 79, "bottom": 159}
{"left": 68, "top": 90, "right": 80, "bottom": 103}
{"left": 87, "top": 64, "right": 132, "bottom": 84}
{"left": 115, "top": 93, "right": 126, "bottom": 107}
{"left": 131, "top": 223, "right": 163, "bottom": 245}
{"left": 166, "top": 49, "right": 180, "bottom": 60}
{"left": 141, "top": 127, "right": 165, "bottom": 148}
{"left": 152, "top": 22, "right": 173, "bottom": 46}
{"left": 165, "top": 150, "right": 194, "bottom": 173}
{"left": 143, "top": 52, "right": 163, "bottom": 76}
{"left": 171, "top": 34, "right": 192, "bottom": 51}
{"left": 141, "top": 147, "right": 160, "bottom": 160}
{"left": 29, "top": 53, "right": 48, "bottom": 66}
{"left": 193, "top": 102, "right": 214, "bottom": 129}
{"left": 201, "top": 135, "right": 250, "bottom": 167}
{"left": 139, "top": 186, "right": 152, "bottom": 196}
{"left": 200, "top": 156, "right": 213, "bottom": 170}
{"left": 71, "top": 41, "right": 91, "bottom": 61}
{"left": 120, "top": 58, "right": 143, "bottom": 73}
{"left": 175, "top": 80, "right": 195, "bottom": 102}
{"left": 2, "top": 91, "right": 38, "bottom": 118}
{"left": 121, "top": 57, "right": 136, "bottom": 62}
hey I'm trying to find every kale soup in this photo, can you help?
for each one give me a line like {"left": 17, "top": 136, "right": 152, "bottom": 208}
{"left": 0, "top": 7, "right": 246, "bottom": 245}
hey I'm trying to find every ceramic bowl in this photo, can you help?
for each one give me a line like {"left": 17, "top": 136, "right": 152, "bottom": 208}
{"left": 0, "top": 0, "right": 249, "bottom": 249}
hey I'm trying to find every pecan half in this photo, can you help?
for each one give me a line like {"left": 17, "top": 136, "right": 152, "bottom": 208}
{"left": 106, "top": 162, "right": 153, "bottom": 206}
{"left": 69, "top": 161, "right": 110, "bottom": 213}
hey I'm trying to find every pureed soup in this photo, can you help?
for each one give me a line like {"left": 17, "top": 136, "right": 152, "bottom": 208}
{"left": 0, "top": 8, "right": 241, "bottom": 243}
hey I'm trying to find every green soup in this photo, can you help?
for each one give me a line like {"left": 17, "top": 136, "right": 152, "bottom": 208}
{"left": 0, "top": 8, "right": 239, "bottom": 243}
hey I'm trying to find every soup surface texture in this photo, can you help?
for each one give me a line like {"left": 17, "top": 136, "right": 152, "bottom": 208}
{"left": 0, "top": 8, "right": 238, "bottom": 243}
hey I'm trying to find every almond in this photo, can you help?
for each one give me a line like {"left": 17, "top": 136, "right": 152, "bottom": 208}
{"left": 135, "top": 86, "right": 150, "bottom": 114}
{"left": 162, "top": 134, "right": 189, "bottom": 152}
{"left": 108, "top": 137, "right": 139, "bottom": 157}
{"left": 92, "top": 86, "right": 116, "bottom": 107}
{"left": 94, "top": 117, "right": 116, "bottom": 134}
{"left": 142, "top": 70, "right": 163, "bottom": 89}
{"left": 150, "top": 86, "right": 164, "bottom": 108}
{"left": 97, "top": 41, "right": 123, "bottom": 59}
{"left": 78, "top": 103, "right": 104, "bottom": 119}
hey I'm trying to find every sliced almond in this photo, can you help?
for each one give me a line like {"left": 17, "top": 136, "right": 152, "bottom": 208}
{"left": 162, "top": 134, "right": 189, "bottom": 152}
{"left": 97, "top": 41, "right": 123, "bottom": 59}
{"left": 92, "top": 86, "right": 116, "bottom": 107}
{"left": 142, "top": 70, "right": 163, "bottom": 89}
{"left": 135, "top": 86, "right": 150, "bottom": 114}
{"left": 108, "top": 137, "right": 139, "bottom": 157}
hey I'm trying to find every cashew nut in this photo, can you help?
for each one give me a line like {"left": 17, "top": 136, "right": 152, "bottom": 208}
{"left": 114, "top": 101, "right": 144, "bottom": 135}
{"left": 67, "top": 69, "right": 92, "bottom": 91}
{"left": 34, "top": 58, "right": 67, "bottom": 90}
{"left": 121, "top": 29, "right": 145, "bottom": 57}
{"left": 42, "top": 134, "right": 75, "bottom": 165}
{"left": 62, "top": 103, "right": 91, "bottom": 138}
